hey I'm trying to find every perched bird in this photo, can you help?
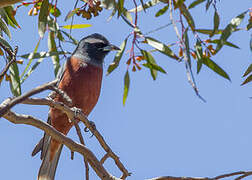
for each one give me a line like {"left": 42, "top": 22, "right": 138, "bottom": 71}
{"left": 32, "top": 33, "right": 120, "bottom": 180}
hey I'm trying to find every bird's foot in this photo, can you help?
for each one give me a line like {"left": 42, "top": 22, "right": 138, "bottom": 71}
{"left": 84, "top": 121, "right": 96, "bottom": 138}
{"left": 69, "top": 107, "right": 82, "bottom": 123}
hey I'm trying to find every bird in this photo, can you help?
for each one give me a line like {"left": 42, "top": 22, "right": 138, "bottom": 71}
{"left": 31, "top": 33, "right": 120, "bottom": 180}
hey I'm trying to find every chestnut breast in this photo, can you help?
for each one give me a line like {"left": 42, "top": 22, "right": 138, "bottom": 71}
{"left": 50, "top": 56, "right": 103, "bottom": 134}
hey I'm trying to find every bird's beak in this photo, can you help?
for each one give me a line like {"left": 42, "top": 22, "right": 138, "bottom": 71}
{"left": 103, "top": 44, "right": 121, "bottom": 51}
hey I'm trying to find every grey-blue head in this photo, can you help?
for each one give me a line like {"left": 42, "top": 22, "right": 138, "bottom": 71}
{"left": 72, "top": 33, "right": 120, "bottom": 67}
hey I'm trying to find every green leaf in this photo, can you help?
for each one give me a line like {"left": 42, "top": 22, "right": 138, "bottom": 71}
{"left": 0, "top": 17, "right": 11, "bottom": 38}
{"left": 216, "top": 11, "right": 247, "bottom": 52}
{"left": 188, "top": 0, "right": 206, "bottom": 9}
{"left": 107, "top": 37, "right": 128, "bottom": 75}
{"left": 210, "top": 10, "right": 220, "bottom": 37}
{"left": 140, "top": 50, "right": 166, "bottom": 80}
{"left": 209, "top": 39, "right": 240, "bottom": 49}
{"left": 205, "top": 0, "right": 213, "bottom": 11}
{"left": 9, "top": 61, "right": 21, "bottom": 96}
{"left": 241, "top": 74, "right": 252, "bottom": 85}
{"left": 128, "top": 0, "right": 160, "bottom": 13}
{"left": 195, "top": 28, "right": 241, "bottom": 35}
{"left": 123, "top": 70, "right": 130, "bottom": 106}
{"left": 117, "top": 0, "right": 125, "bottom": 17}
{"left": 122, "top": 8, "right": 133, "bottom": 23}
{"left": 139, "top": 0, "right": 146, "bottom": 12}
{"left": 65, "top": 8, "right": 80, "bottom": 21}
{"left": 38, "top": 0, "right": 49, "bottom": 37}
{"left": 3, "top": 6, "right": 20, "bottom": 28}
{"left": 21, "top": 58, "right": 44, "bottom": 84}
{"left": 202, "top": 57, "right": 230, "bottom": 81}
{"left": 48, "top": 31, "right": 60, "bottom": 76}
{"left": 142, "top": 63, "right": 166, "bottom": 74}
{"left": 0, "top": 35, "right": 12, "bottom": 49}
{"left": 179, "top": 4, "right": 195, "bottom": 30}
{"left": 195, "top": 39, "right": 203, "bottom": 73}
{"left": 60, "top": 30, "right": 78, "bottom": 45}
{"left": 20, "top": 39, "right": 41, "bottom": 79}
{"left": 145, "top": 37, "right": 180, "bottom": 61}
{"left": 183, "top": 28, "right": 191, "bottom": 68}
{"left": 242, "top": 64, "right": 252, "bottom": 77}
{"left": 155, "top": 5, "right": 169, "bottom": 17}
{"left": 247, "top": 22, "right": 252, "bottom": 30}
{"left": 49, "top": 6, "right": 61, "bottom": 17}
{"left": 62, "top": 24, "right": 92, "bottom": 29}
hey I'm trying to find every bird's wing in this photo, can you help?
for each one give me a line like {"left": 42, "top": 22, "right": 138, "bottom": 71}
{"left": 31, "top": 59, "right": 69, "bottom": 158}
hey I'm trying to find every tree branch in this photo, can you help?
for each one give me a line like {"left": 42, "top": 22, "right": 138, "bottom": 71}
{"left": 0, "top": 98, "right": 120, "bottom": 180}
{"left": 20, "top": 97, "right": 131, "bottom": 179}
{"left": 0, "top": 79, "right": 58, "bottom": 117}
{"left": 0, "top": 0, "right": 24, "bottom": 8}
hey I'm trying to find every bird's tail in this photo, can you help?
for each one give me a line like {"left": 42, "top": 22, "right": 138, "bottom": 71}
{"left": 37, "top": 137, "right": 63, "bottom": 180}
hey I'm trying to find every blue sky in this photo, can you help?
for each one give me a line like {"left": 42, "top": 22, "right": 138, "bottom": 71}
{"left": 0, "top": 0, "right": 252, "bottom": 180}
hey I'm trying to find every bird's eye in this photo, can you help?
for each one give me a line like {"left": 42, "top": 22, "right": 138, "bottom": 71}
{"left": 95, "top": 43, "right": 106, "bottom": 49}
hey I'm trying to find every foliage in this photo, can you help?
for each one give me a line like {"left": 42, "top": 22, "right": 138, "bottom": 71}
{"left": 0, "top": 0, "right": 251, "bottom": 102}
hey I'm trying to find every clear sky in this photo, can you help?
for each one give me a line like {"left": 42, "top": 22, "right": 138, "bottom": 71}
{"left": 0, "top": 1, "right": 252, "bottom": 180}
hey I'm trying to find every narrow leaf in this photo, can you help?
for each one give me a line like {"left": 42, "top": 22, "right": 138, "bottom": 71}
{"left": 188, "top": 0, "right": 206, "bottom": 9}
{"left": 241, "top": 74, "right": 252, "bottom": 85}
{"left": 205, "top": 0, "right": 213, "bottom": 11}
{"left": 195, "top": 39, "right": 203, "bottom": 73}
{"left": 123, "top": 70, "right": 130, "bottom": 106}
{"left": 20, "top": 39, "right": 41, "bottom": 79}
{"left": 60, "top": 30, "right": 78, "bottom": 45}
{"left": 179, "top": 4, "right": 195, "bottom": 31}
{"left": 210, "top": 10, "right": 220, "bottom": 37}
{"left": 195, "top": 28, "right": 241, "bottom": 35}
{"left": 117, "top": 0, "right": 125, "bottom": 17}
{"left": 202, "top": 57, "right": 230, "bottom": 81}
{"left": 38, "top": 0, "right": 49, "bottom": 37}
{"left": 0, "top": 18, "right": 11, "bottom": 38}
{"left": 246, "top": 22, "right": 252, "bottom": 30}
{"left": 3, "top": 6, "right": 20, "bottom": 28}
{"left": 155, "top": 5, "right": 169, "bottom": 17}
{"left": 107, "top": 37, "right": 128, "bottom": 75}
{"left": 183, "top": 28, "right": 191, "bottom": 68}
{"left": 62, "top": 24, "right": 92, "bottom": 29}
{"left": 141, "top": 50, "right": 160, "bottom": 80}
{"left": 209, "top": 39, "right": 240, "bottom": 49}
{"left": 65, "top": 8, "right": 80, "bottom": 21}
{"left": 20, "top": 51, "right": 69, "bottom": 59}
{"left": 128, "top": 0, "right": 160, "bottom": 13}
{"left": 216, "top": 11, "right": 247, "bottom": 52}
{"left": 21, "top": 58, "right": 44, "bottom": 84}
{"left": 243, "top": 64, "right": 252, "bottom": 77}
{"left": 48, "top": 31, "right": 60, "bottom": 76}
{"left": 9, "top": 61, "right": 21, "bottom": 96}
{"left": 145, "top": 37, "right": 179, "bottom": 61}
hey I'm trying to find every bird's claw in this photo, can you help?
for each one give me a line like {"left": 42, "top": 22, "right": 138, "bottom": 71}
{"left": 84, "top": 121, "right": 96, "bottom": 138}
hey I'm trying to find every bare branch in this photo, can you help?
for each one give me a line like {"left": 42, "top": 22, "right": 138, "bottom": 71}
{"left": 0, "top": 80, "right": 58, "bottom": 117}
{"left": 72, "top": 117, "right": 89, "bottom": 180}
{"left": 20, "top": 97, "right": 131, "bottom": 178}
{"left": 0, "top": 99, "right": 120, "bottom": 180}
{"left": 0, "top": 0, "right": 24, "bottom": 8}
{"left": 148, "top": 170, "right": 252, "bottom": 180}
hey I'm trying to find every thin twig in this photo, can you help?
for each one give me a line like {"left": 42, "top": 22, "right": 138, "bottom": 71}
{"left": 0, "top": 106, "right": 118, "bottom": 180}
{"left": 169, "top": 0, "right": 205, "bottom": 102}
{"left": 100, "top": 153, "right": 110, "bottom": 164}
{"left": 72, "top": 116, "right": 89, "bottom": 180}
{"left": 0, "top": 80, "right": 58, "bottom": 117}
{"left": 21, "top": 97, "right": 131, "bottom": 178}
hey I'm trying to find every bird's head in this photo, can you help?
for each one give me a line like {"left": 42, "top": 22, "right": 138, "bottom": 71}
{"left": 72, "top": 33, "right": 120, "bottom": 67}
